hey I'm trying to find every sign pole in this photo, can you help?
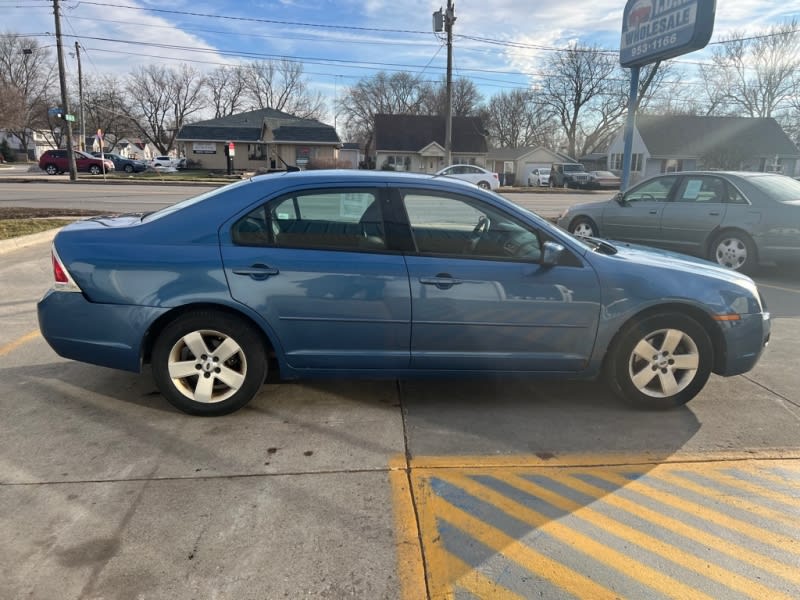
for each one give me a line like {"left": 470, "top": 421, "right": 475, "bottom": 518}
{"left": 621, "top": 66, "right": 639, "bottom": 191}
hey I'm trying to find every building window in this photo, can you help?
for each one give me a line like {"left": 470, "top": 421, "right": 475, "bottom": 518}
{"left": 385, "top": 155, "right": 411, "bottom": 171}
{"left": 610, "top": 153, "right": 642, "bottom": 171}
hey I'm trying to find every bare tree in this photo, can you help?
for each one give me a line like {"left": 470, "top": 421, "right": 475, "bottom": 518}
{"left": 420, "top": 76, "right": 483, "bottom": 117}
{"left": 0, "top": 33, "right": 56, "bottom": 156}
{"left": 206, "top": 65, "right": 249, "bottom": 118}
{"left": 484, "top": 89, "right": 556, "bottom": 148}
{"left": 123, "top": 64, "right": 206, "bottom": 153}
{"left": 242, "top": 59, "right": 325, "bottom": 119}
{"left": 700, "top": 21, "right": 800, "bottom": 118}
{"left": 337, "top": 71, "right": 429, "bottom": 155}
{"left": 78, "top": 74, "right": 137, "bottom": 150}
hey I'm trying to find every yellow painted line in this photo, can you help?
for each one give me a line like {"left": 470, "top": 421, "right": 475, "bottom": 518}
{"left": 409, "top": 451, "right": 800, "bottom": 470}
{"left": 681, "top": 467, "right": 800, "bottom": 511}
{"left": 757, "top": 282, "right": 800, "bottom": 294}
{"left": 442, "top": 472, "right": 716, "bottom": 600}
{"left": 594, "top": 469, "right": 800, "bottom": 553}
{"left": 654, "top": 469, "right": 799, "bottom": 530}
{"left": 498, "top": 470, "right": 795, "bottom": 600}
{"left": 388, "top": 455, "right": 428, "bottom": 600}
{"left": 0, "top": 329, "right": 40, "bottom": 357}
{"left": 427, "top": 493, "right": 621, "bottom": 600}
{"left": 445, "top": 552, "right": 526, "bottom": 600}
{"left": 552, "top": 472, "right": 800, "bottom": 588}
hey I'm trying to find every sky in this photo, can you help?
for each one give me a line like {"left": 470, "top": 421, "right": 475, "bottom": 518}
{"left": 3, "top": 0, "right": 800, "bottom": 123}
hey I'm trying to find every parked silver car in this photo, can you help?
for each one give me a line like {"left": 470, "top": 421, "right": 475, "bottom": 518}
{"left": 556, "top": 171, "right": 800, "bottom": 272}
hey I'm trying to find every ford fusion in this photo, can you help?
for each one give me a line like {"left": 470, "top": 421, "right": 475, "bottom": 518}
{"left": 38, "top": 171, "right": 770, "bottom": 415}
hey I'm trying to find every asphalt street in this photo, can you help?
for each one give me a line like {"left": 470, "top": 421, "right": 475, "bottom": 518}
{"left": 1, "top": 179, "right": 799, "bottom": 599}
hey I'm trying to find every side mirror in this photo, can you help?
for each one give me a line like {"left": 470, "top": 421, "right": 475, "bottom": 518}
{"left": 541, "top": 241, "right": 565, "bottom": 267}
{"left": 614, "top": 192, "right": 626, "bottom": 205}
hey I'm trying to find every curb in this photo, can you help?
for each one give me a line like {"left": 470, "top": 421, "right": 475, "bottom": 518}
{"left": 0, "top": 228, "right": 58, "bottom": 256}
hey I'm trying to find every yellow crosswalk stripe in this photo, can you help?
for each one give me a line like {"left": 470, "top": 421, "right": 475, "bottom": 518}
{"left": 677, "top": 467, "right": 800, "bottom": 511}
{"left": 551, "top": 472, "right": 800, "bottom": 588}
{"left": 594, "top": 470, "right": 800, "bottom": 553}
{"left": 441, "top": 472, "right": 718, "bottom": 600}
{"left": 428, "top": 493, "right": 621, "bottom": 600}
{"left": 496, "top": 470, "right": 797, "bottom": 600}
{"left": 445, "top": 552, "right": 527, "bottom": 600}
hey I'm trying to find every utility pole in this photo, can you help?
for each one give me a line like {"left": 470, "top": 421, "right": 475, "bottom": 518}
{"left": 75, "top": 41, "right": 85, "bottom": 152}
{"left": 53, "top": 0, "right": 77, "bottom": 180}
{"left": 444, "top": 0, "right": 455, "bottom": 167}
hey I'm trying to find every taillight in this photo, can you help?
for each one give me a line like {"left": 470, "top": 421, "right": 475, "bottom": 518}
{"left": 50, "top": 246, "right": 82, "bottom": 292}
{"left": 52, "top": 251, "right": 68, "bottom": 283}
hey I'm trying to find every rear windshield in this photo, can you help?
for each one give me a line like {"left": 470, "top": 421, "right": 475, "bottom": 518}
{"left": 748, "top": 175, "right": 800, "bottom": 204}
{"left": 142, "top": 179, "right": 252, "bottom": 222}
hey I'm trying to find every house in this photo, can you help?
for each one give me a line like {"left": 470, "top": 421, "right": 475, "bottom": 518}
{"left": 175, "top": 108, "right": 341, "bottom": 171}
{"left": 485, "top": 146, "right": 570, "bottom": 187}
{"left": 338, "top": 142, "right": 362, "bottom": 169}
{"left": 373, "top": 114, "right": 488, "bottom": 173}
{"left": 115, "top": 138, "right": 160, "bottom": 161}
{"left": 0, "top": 128, "right": 56, "bottom": 160}
{"left": 607, "top": 115, "right": 800, "bottom": 183}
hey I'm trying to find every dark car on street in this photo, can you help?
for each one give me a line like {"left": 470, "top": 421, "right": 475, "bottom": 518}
{"left": 38, "top": 170, "right": 770, "bottom": 416}
{"left": 557, "top": 171, "right": 800, "bottom": 273}
{"left": 91, "top": 152, "right": 148, "bottom": 173}
{"left": 586, "top": 171, "right": 622, "bottom": 190}
{"left": 39, "top": 150, "right": 115, "bottom": 175}
{"left": 550, "top": 163, "right": 590, "bottom": 189}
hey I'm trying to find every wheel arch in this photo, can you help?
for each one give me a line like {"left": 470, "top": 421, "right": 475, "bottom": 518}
{"left": 141, "top": 302, "right": 281, "bottom": 372}
{"left": 704, "top": 226, "right": 758, "bottom": 264}
{"left": 602, "top": 302, "right": 727, "bottom": 377}
{"left": 569, "top": 214, "right": 600, "bottom": 235}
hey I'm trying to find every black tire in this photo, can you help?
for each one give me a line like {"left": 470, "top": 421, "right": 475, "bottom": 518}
{"left": 124, "top": 164, "right": 134, "bottom": 173}
{"left": 44, "top": 164, "right": 58, "bottom": 175}
{"left": 89, "top": 165, "right": 101, "bottom": 175}
{"left": 477, "top": 181, "right": 490, "bottom": 190}
{"left": 606, "top": 312, "right": 713, "bottom": 410}
{"left": 709, "top": 230, "right": 757, "bottom": 273}
{"left": 568, "top": 217, "right": 597, "bottom": 238}
{"left": 151, "top": 311, "right": 267, "bottom": 416}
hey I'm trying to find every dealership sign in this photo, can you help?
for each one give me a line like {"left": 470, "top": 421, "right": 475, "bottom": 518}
{"left": 620, "top": 0, "right": 716, "bottom": 67}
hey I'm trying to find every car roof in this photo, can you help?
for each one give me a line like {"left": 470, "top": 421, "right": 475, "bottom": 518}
{"left": 252, "top": 168, "right": 485, "bottom": 189}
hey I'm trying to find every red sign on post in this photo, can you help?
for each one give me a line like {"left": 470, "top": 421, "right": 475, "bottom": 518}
{"left": 228, "top": 142, "right": 235, "bottom": 158}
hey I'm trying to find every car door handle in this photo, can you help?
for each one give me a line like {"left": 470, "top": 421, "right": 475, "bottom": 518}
{"left": 419, "top": 275, "right": 463, "bottom": 289}
{"left": 232, "top": 264, "right": 280, "bottom": 280}
{"left": 649, "top": 209, "right": 658, "bottom": 214}
{"left": 708, "top": 211, "right": 721, "bottom": 216}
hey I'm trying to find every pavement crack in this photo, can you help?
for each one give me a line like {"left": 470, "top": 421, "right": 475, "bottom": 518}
{"left": 742, "top": 374, "right": 800, "bottom": 411}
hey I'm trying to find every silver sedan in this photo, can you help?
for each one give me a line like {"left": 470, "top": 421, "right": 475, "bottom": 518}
{"left": 556, "top": 171, "right": 800, "bottom": 273}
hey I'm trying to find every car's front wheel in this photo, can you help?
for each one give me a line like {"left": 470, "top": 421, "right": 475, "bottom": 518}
{"left": 569, "top": 217, "right": 597, "bottom": 238}
{"left": 152, "top": 311, "right": 268, "bottom": 416}
{"left": 710, "top": 230, "right": 756, "bottom": 273}
{"left": 607, "top": 313, "right": 712, "bottom": 409}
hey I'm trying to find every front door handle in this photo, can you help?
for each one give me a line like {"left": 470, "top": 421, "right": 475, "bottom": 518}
{"left": 232, "top": 264, "right": 280, "bottom": 280}
{"left": 709, "top": 211, "right": 721, "bottom": 216}
{"left": 649, "top": 209, "right": 658, "bottom": 214}
{"left": 419, "top": 274, "right": 463, "bottom": 290}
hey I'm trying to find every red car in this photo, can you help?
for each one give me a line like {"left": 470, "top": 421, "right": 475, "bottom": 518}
{"left": 39, "top": 149, "right": 115, "bottom": 175}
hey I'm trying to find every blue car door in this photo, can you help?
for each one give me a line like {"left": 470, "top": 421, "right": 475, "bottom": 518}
{"left": 396, "top": 187, "right": 602, "bottom": 371}
{"left": 219, "top": 186, "right": 411, "bottom": 370}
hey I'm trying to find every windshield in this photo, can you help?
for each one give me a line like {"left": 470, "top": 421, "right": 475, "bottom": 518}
{"left": 593, "top": 171, "right": 615, "bottom": 177}
{"left": 563, "top": 164, "right": 585, "bottom": 172}
{"left": 748, "top": 174, "right": 800, "bottom": 203}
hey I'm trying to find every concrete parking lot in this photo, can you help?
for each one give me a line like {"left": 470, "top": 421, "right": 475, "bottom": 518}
{"left": 1, "top": 182, "right": 799, "bottom": 599}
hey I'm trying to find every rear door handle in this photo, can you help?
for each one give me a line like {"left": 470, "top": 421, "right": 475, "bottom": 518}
{"left": 709, "top": 211, "right": 720, "bottom": 216}
{"left": 232, "top": 264, "right": 280, "bottom": 280}
{"left": 649, "top": 209, "right": 658, "bottom": 214}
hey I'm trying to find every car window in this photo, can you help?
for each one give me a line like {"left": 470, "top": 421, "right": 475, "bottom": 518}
{"left": 674, "top": 176, "right": 726, "bottom": 203}
{"left": 624, "top": 176, "right": 677, "bottom": 203}
{"left": 747, "top": 174, "right": 800, "bottom": 204}
{"left": 401, "top": 191, "right": 541, "bottom": 261}
{"left": 232, "top": 189, "right": 386, "bottom": 252}
{"left": 725, "top": 181, "right": 749, "bottom": 205}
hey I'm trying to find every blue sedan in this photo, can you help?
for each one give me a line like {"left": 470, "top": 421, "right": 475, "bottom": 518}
{"left": 38, "top": 171, "right": 770, "bottom": 415}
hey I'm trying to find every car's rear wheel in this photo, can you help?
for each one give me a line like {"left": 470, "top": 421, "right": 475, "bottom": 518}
{"left": 44, "top": 164, "right": 58, "bottom": 175}
{"left": 152, "top": 311, "right": 267, "bottom": 416}
{"left": 569, "top": 217, "right": 597, "bottom": 238}
{"left": 710, "top": 231, "right": 756, "bottom": 273}
{"left": 89, "top": 165, "right": 101, "bottom": 175}
{"left": 124, "top": 164, "right": 134, "bottom": 173}
{"left": 477, "top": 181, "right": 490, "bottom": 189}
{"left": 607, "top": 313, "right": 712, "bottom": 410}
